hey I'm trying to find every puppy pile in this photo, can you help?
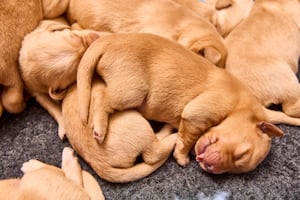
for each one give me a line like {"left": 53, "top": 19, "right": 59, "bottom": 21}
{"left": 1, "top": 0, "right": 300, "bottom": 199}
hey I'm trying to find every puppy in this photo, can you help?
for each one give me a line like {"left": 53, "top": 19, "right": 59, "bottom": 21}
{"left": 62, "top": 80, "right": 177, "bottom": 183}
{"left": 18, "top": 18, "right": 102, "bottom": 139}
{"left": 225, "top": 0, "right": 300, "bottom": 125}
{"left": 76, "top": 33, "right": 285, "bottom": 174}
{"left": 0, "top": 147, "right": 105, "bottom": 200}
{"left": 41, "top": 0, "right": 227, "bottom": 68}
{"left": 0, "top": 0, "right": 43, "bottom": 117}
{"left": 206, "top": 0, "right": 254, "bottom": 37}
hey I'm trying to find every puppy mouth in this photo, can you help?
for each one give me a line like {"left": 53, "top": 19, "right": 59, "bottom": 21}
{"left": 195, "top": 136, "right": 219, "bottom": 173}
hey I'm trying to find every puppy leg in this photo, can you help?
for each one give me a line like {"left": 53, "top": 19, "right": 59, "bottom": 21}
{"left": 156, "top": 124, "right": 174, "bottom": 141}
{"left": 142, "top": 133, "right": 177, "bottom": 165}
{"left": 282, "top": 88, "right": 300, "bottom": 118}
{"left": 264, "top": 107, "right": 300, "bottom": 126}
{"left": 61, "top": 147, "right": 83, "bottom": 187}
{"left": 90, "top": 82, "right": 113, "bottom": 143}
{"left": 1, "top": 82, "right": 25, "bottom": 114}
{"left": 34, "top": 93, "right": 66, "bottom": 140}
{"left": 21, "top": 159, "right": 48, "bottom": 174}
{"left": 173, "top": 91, "right": 233, "bottom": 166}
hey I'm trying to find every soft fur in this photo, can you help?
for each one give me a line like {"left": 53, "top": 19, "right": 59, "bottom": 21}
{"left": 206, "top": 0, "right": 254, "bottom": 37}
{"left": 225, "top": 0, "right": 300, "bottom": 125}
{"left": 171, "top": 0, "right": 216, "bottom": 24}
{"left": 40, "top": 0, "right": 227, "bottom": 68}
{"left": 18, "top": 18, "right": 102, "bottom": 139}
{"left": 76, "top": 33, "right": 284, "bottom": 174}
{"left": 0, "top": 147, "right": 104, "bottom": 200}
{"left": 0, "top": 0, "right": 43, "bottom": 117}
{"left": 62, "top": 80, "right": 177, "bottom": 183}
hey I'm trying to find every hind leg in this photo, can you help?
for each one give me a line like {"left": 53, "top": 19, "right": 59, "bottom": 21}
{"left": 281, "top": 85, "right": 300, "bottom": 118}
{"left": 156, "top": 124, "right": 174, "bottom": 140}
{"left": 142, "top": 132, "right": 177, "bottom": 165}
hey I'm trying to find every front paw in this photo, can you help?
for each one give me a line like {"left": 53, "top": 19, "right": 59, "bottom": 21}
{"left": 58, "top": 125, "right": 67, "bottom": 140}
{"left": 173, "top": 138, "right": 191, "bottom": 167}
{"left": 92, "top": 125, "right": 107, "bottom": 144}
{"left": 21, "top": 159, "right": 45, "bottom": 174}
{"left": 173, "top": 150, "right": 190, "bottom": 167}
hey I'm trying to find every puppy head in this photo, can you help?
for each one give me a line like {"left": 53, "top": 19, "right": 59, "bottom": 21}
{"left": 177, "top": 19, "right": 227, "bottom": 68}
{"left": 194, "top": 117, "right": 283, "bottom": 174}
{"left": 19, "top": 19, "right": 100, "bottom": 99}
{"left": 206, "top": 0, "right": 254, "bottom": 37}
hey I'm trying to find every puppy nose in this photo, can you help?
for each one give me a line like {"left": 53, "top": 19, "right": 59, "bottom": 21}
{"left": 196, "top": 154, "right": 204, "bottom": 162}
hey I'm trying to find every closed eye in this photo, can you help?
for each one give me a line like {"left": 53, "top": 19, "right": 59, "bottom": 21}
{"left": 215, "top": 0, "right": 233, "bottom": 10}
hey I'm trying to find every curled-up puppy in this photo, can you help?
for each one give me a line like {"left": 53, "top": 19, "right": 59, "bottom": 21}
{"left": 206, "top": 0, "right": 254, "bottom": 37}
{"left": 0, "top": 147, "right": 105, "bottom": 200}
{"left": 225, "top": 0, "right": 300, "bottom": 125}
{"left": 62, "top": 80, "right": 177, "bottom": 183}
{"left": 41, "top": 0, "right": 227, "bottom": 68}
{"left": 18, "top": 18, "right": 102, "bottom": 139}
{"left": 0, "top": 0, "right": 43, "bottom": 117}
{"left": 76, "top": 33, "right": 285, "bottom": 174}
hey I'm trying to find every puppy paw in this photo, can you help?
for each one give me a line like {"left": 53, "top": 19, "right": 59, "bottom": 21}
{"left": 173, "top": 138, "right": 191, "bottom": 167}
{"left": 173, "top": 152, "right": 190, "bottom": 167}
{"left": 62, "top": 147, "right": 77, "bottom": 164}
{"left": 93, "top": 127, "right": 106, "bottom": 144}
{"left": 58, "top": 125, "right": 67, "bottom": 140}
{"left": 21, "top": 159, "right": 46, "bottom": 174}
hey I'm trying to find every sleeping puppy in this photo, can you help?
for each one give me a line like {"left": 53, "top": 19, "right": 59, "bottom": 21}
{"left": 0, "top": 0, "right": 43, "bottom": 117}
{"left": 0, "top": 147, "right": 105, "bottom": 200}
{"left": 40, "top": 0, "right": 227, "bottom": 68}
{"left": 225, "top": 0, "right": 300, "bottom": 125}
{"left": 76, "top": 33, "right": 285, "bottom": 174}
{"left": 206, "top": 0, "right": 254, "bottom": 37}
{"left": 62, "top": 80, "right": 177, "bottom": 183}
{"left": 18, "top": 18, "right": 102, "bottom": 139}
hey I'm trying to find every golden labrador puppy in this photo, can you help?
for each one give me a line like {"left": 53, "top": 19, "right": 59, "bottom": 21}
{"left": 0, "top": 147, "right": 104, "bottom": 200}
{"left": 0, "top": 0, "right": 43, "bottom": 117}
{"left": 76, "top": 33, "right": 284, "bottom": 174}
{"left": 18, "top": 18, "right": 102, "bottom": 139}
{"left": 225, "top": 0, "right": 300, "bottom": 125}
{"left": 40, "top": 0, "right": 227, "bottom": 68}
{"left": 63, "top": 80, "right": 177, "bottom": 183}
{"left": 206, "top": 0, "right": 254, "bottom": 37}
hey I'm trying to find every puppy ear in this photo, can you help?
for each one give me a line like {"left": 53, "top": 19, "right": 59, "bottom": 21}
{"left": 49, "top": 88, "right": 67, "bottom": 101}
{"left": 256, "top": 121, "right": 284, "bottom": 137}
{"left": 46, "top": 23, "right": 70, "bottom": 32}
{"left": 215, "top": 0, "right": 233, "bottom": 10}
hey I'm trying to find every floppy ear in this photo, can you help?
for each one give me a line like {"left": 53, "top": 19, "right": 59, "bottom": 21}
{"left": 46, "top": 23, "right": 70, "bottom": 32}
{"left": 215, "top": 0, "right": 233, "bottom": 10}
{"left": 49, "top": 88, "right": 67, "bottom": 101}
{"left": 256, "top": 121, "right": 284, "bottom": 137}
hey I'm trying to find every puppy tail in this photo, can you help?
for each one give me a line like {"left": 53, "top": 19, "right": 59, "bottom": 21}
{"left": 82, "top": 170, "right": 105, "bottom": 200}
{"left": 76, "top": 38, "right": 104, "bottom": 124}
{"left": 95, "top": 156, "right": 170, "bottom": 183}
{"left": 190, "top": 35, "right": 227, "bottom": 68}
{"left": 264, "top": 107, "right": 300, "bottom": 126}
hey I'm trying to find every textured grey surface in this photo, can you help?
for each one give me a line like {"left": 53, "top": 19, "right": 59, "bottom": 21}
{"left": 0, "top": 97, "right": 299, "bottom": 199}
